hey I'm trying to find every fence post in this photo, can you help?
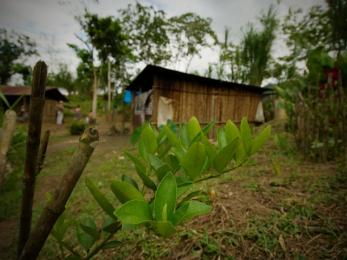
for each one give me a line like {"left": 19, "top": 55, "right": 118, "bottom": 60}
{"left": 18, "top": 61, "right": 47, "bottom": 257}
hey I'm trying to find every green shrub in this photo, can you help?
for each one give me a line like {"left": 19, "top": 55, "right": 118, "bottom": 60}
{"left": 69, "top": 120, "right": 86, "bottom": 135}
{"left": 52, "top": 117, "right": 271, "bottom": 258}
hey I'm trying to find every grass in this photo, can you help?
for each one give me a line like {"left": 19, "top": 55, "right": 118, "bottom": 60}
{"left": 1, "top": 120, "right": 346, "bottom": 259}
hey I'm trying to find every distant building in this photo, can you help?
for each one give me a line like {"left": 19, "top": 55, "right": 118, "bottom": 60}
{"left": 0, "top": 86, "right": 69, "bottom": 123}
{"left": 127, "top": 65, "right": 266, "bottom": 135}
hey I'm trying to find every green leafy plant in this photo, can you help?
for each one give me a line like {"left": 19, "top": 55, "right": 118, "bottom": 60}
{"left": 53, "top": 117, "right": 271, "bottom": 258}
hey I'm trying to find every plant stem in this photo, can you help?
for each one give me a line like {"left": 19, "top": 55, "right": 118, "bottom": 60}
{"left": 194, "top": 161, "right": 246, "bottom": 184}
{"left": 19, "top": 128, "right": 99, "bottom": 260}
{"left": 84, "top": 223, "right": 121, "bottom": 260}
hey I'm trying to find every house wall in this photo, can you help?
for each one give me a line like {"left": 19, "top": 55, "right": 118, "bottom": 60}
{"left": 151, "top": 75, "right": 261, "bottom": 130}
{"left": 7, "top": 97, "right": 58, "bottom": 123}
{"left": 42, "top": 100, "right": 58, "bottom": 123}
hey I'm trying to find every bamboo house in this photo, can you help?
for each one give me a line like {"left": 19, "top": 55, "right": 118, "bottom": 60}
{"left": 126, "top": 65, "right": 266, "bottom": 133}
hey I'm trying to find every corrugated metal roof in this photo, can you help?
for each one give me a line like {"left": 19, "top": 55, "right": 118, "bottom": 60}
{"left": 127, "top": 65, "right": 267, "bottom": 93}
{"left": 0, "top": 86, "right": 69, "bottom": 102}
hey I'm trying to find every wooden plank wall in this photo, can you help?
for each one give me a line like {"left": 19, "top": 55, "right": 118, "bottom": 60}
{"left": 152, "top": 75, "right": 261, "bottom": 131}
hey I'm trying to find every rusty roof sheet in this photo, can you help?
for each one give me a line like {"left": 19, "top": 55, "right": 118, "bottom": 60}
{"left": 127, "top": 65, "right": 267, "bottom": 93}
{"left": 0, "top": 86, "right": 69, "bottom": 102}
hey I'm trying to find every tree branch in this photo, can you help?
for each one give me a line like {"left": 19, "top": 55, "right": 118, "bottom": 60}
{"left": 19, "top": 128, "right": 99, "bottom": 260}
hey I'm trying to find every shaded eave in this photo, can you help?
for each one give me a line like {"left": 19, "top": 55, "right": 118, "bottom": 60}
{"left": 127, "top": 65, "right": 266, "bottom": 94}
{"left": 0, "top": 86, "right": 69, "bottom": 102}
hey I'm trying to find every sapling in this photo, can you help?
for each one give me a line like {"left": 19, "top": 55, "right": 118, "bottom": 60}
{"left": 52, "top": 117, "right": 271, "bottom": 258}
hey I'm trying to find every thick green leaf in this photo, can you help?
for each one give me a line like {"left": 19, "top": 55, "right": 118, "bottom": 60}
{"left": 163, "top": 125, "right": 180, "bottom": 147}
{"left": 177, "top": 190, "right": 208, "bottom": 208}
{"left": 224, "top": 120, "right": 240, "bottom": 143}
{"left": 217, "top": 128, "right": 227, "bottom": 148}
{"left": 181, "top": 142, "right": 207, "bottom": 181}
{"left": 157, "top": 141, "right": 171, "bottom": 158}
{"left": 125, "top": 152, "right": 146, "bottom": 174}
{"left": 137, "top": 169, "right": 157, "bottom": 190}
{"left": 166, "top": 154, "right": 180, "bottom": 173}
{"left": 80, "top": 224, "right": 99, "bottom": 241}
{"left": 115, "top": 200, "right": 152, "bottom": 225}
{"left": 201, "top": 136, "right": 217, "bottom": 165}
{"left": 202, "top": 121, "right": 215, "bottom": 135}
{"left": 186, "top": 117, "right": 201, "bottom": 143}
{"left": 154, "top": 172, "right": 177, "bottom": 221}
{"left": 148, "top": 154, "right": 171, "bottom": 181}
{"left": 121, "top": 174, "right": 139, "bottom": 190}
{"left": 172, "top": 201, "right": 212, "bottom": 225}
{"left": 130, "top": 125, "right": 143, "bottom": 145}
{"left": 240, "top": 117, "right": 252, "bottom": 155}
{"left": 139, "top": 125, "right": 157, "bottom": 157}
{"left": 85, "top": 178, "right": 115, "bottom": 218}
{"left": 111, "top": 181, "right": 145, "bottom": 204}
{"left": 213, "top": 138, "right": 239, "bottom": 173}
{"left": 251, "top": 125, "right": 271, "bottom": 154}
{"left": 76, "top": 216, "right": 98, "bottom": 250}
{"left": 102, "top": 240, "right": 121, "bottom": 249}
{"left": 153, "top": 221, "right": 176, "bottom": 237}
{"left": 180, "top": 124, "right": 190, "bottom": 148}
{"left": 125, "top": 152, "right": 156, "bottom": 190}
{"left": 76, "top": 226, "right": 95, "bottom": 250}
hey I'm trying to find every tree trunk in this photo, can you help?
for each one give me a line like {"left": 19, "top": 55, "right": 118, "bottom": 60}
{"left": 18, "top": 61, "right": 47, "bottom": 257}
{"left": 0, "top": 109, "right": 17, "bottom": 187}
{"left": 19, "top": 128, "right": 99, "bottom": 260}
{"left": 92, "top": 67, "right": 98, "bottom": 119}
{"left": 107, "top": 60, "right": 112, "bottom": 115}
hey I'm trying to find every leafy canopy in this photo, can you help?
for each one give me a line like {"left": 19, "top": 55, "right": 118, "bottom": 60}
{"left": 0, "top": 28, "right": 37, "bottom": 84}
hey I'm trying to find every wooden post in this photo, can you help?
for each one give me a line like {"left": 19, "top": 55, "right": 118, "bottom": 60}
{"left": 36, "top": 130, "right": 50, "bottom": 175}
{"left": 0, "top": 109, "right": 17, "bottom": 187}
{"left": 19, "top": 128, "right": 99, "bottom": 260}
{"left": 18, "top": 61, "right": 47, "bottom": 257}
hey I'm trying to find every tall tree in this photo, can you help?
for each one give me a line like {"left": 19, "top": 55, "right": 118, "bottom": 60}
{"left": 119, "top": 2, "right": 171, "bottom": 65}
{"left": 0, "top": 29, "right": 37, "bottom": 84}
{"left": 81, "top": 12, "right": 132, "bottom": 112}
{"left": 212, "top": 6, "right": 277, "bottom": 86}
{"left": 168, "top": 13, "right": 217, "bottom": 71}
{"left": 68, "top": 43, "right": 94, "bottom": 96}
{"left": 240, "top": 6, "right": 278, "bottom": 85}
{"left": 119, "top": 2, "right": 217, "bottom": 70}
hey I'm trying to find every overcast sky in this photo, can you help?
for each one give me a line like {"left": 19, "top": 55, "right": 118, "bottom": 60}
{"left": 0, "top": 0, "right": 325, "bottom": 79}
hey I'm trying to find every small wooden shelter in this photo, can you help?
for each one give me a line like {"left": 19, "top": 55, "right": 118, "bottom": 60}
{"left": 127, "top": 65, "right": 265, "bottom": 132}
{"left": 0, "top": 86, "right": 68, "bottom": 123}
